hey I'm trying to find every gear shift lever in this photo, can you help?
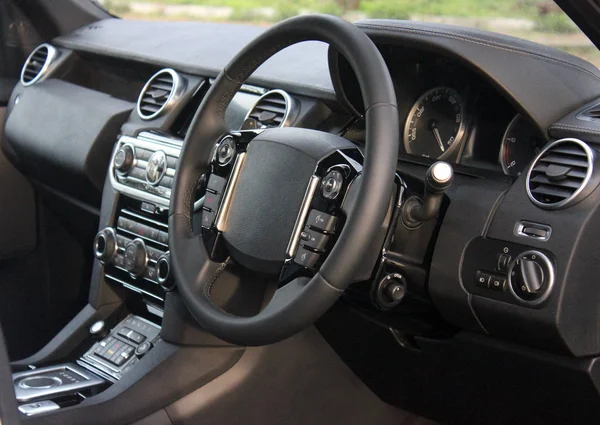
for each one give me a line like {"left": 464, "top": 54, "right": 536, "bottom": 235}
{"left": 402, "top": 161, "right": 454, "bottom": 228}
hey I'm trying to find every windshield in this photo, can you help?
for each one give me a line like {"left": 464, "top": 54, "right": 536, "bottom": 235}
{"left": 100, "top": 0, "right": 600, "bottom": 68}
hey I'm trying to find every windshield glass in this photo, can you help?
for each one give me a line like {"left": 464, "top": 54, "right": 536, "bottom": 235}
{"left": 101, "top": 0, "right": 600, "bottom": 68}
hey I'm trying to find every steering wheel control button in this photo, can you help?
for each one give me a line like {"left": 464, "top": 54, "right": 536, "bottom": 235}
{"left": 114, "top": 144, "right": 135, "bottom": 173}
{"left": 307, "top": 209, "right": 338, "bottom": 233}
{"left": 204, "top": 191, "right": 222, "bottom": 211}
{"left": 146, "top": 150, "right": 167, "bottom": 185}
{"left": 123, "top": 239, "right": 148, "bottom": 277}
{"left": 294, "top": 247, "right": 320, "bottom": 270}
{"left": 207, "top": 174, "right": 227, "bottom": 194}
{"left": 508, "top": 250, "right": 555, "bottom": 304}
{"left": 201, "top": 208, "right": 217, "bottom": 229}
{"left": 321, "top": 170, "right": 344, "bottom": 200}
{"left": 216, "top": 136, "right": 236, "bottom": 165}
{"left": 299, "top": 227, "right": 330, "bottom": 252}
{"left": 476, "top": 271, "right": 491, "bottom": 288}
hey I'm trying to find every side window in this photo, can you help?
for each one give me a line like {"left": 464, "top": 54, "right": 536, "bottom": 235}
{"left": 0, "top": 2, "right": 42, "bottom": 104}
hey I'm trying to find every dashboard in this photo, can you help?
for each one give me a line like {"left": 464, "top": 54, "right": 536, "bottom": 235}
{"left": 334, "top": 45, "right": 547, "bottom": 176}
{"left": 6, "top": 16, "right": 600, "bottom": 424}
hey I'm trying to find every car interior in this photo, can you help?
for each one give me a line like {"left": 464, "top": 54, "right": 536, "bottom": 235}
{"left": 3, "top": 0, "right": 600, "bottom": 424}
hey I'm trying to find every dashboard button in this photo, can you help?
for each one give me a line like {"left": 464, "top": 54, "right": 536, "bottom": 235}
{"left": 294, "top": 247, "right": 320, "bottom": 270}
{"left": 299, "top": 227, "right": 329, "bottom": 252}
{"left": 114, "top": 145, "right": 134, "bottom": 173}
{"left": 497, "top": 254, "right": 511, "bottom": 272}
{"left": 489, "top": 276, "right": 506, "bottom": 291}
{"left": 476, "top": 271, "right": 490, "bottom": 288}
{"left": 307, "top": 210, "right": 338, "bottom": 233}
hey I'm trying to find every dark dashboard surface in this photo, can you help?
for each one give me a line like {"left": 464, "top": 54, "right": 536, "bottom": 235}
{"left": 7, "top": 19, "right": 600, "bottom": 424}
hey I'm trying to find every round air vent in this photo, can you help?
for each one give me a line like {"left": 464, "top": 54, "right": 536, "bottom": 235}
{"left": 243, "top": 89, "right": 299, "bottom": 129}
{"left": 526, "top": 138, "right": 600, "bottom": 209}
{"left": 137, "top": 68, "right": 185, "bottom": 120}
{"left": 20, "top": 44, "right": 57, "bottom": 86}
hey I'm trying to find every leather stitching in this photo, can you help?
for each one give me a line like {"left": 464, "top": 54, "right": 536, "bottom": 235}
{"left": 357, "top": 22, "right": 600, "bottom": 83}
{"left": 203, "top": 259, "right": 229, "bottom": 300}
{"left": 550, "top": 123, "right": 600, "bottom": 137}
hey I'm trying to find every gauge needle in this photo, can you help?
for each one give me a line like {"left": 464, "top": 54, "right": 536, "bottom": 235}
{"left": 431, "top": 125, "right": 445, "bottom": 152}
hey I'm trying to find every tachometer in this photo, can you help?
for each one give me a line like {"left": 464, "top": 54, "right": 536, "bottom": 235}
{"left": 404, "top": 86, "right": 465, "bottom": 158}
{"left": 499, "top": 114, "right": 542, "bottom": 176}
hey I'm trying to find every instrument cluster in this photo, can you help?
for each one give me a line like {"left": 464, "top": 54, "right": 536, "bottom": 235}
{"left": 335, "top": 45, "right": 548, "bottom": 176}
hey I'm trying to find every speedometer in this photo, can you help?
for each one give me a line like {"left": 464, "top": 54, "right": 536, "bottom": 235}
{"left": 404, "top": 86, "right": 466, "bottom": 159}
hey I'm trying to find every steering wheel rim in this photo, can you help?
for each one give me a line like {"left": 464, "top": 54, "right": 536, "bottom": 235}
{"left": 170, "top": 14, "right": 398, "bottom": 346}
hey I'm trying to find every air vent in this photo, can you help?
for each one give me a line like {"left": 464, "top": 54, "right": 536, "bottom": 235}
{"left": 20, "top": 44, "right": 57, "bottom": 86}
{"left": 577, "top": 103, "right": 600, "bottom": 121}
{"left": 244, "top": 89, "right": 299, "bottom": 129}
{"left": 137, "top": 69, "right": 185, "bottom": 120}
{"left": 526, "top": 138, "right": 599, "bottom": 209}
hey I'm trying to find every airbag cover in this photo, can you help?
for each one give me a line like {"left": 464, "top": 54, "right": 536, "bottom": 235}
{"left": 223, "top": 137, "right": 316, "bottom": 273}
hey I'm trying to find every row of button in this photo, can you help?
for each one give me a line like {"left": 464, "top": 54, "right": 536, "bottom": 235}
{"left": 117, "top": 326, "right": 146, "bottom": 344}
{"left": 201, "top": 174, "right": 227, "bottom": 229}
{"left": 118, "top": 216, "right": 168, "bottom": 246}
{"left": 293, "top": 209, "right": 339, "bottom": 270}
{"left": 476, "top": 270, "right": 507, "bottom": 292}
{"left": 135, "top": 147, "right": 178, "bottom": 169}
{"left": 93, "top": 336, "right": 135, "bottom": 367}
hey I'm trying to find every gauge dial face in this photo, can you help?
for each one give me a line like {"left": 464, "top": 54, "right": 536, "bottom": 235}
{"left": 499, "top": 114, "right": 542, "bottom": 176}
{"left": 404, "top": 87, "right": 465, "bottom": 159}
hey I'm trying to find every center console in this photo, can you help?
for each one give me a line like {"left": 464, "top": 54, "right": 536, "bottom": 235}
{"left": 13, "top": 313, "right": 160, "bottom": 417}
{"left": 12, "top": 130, "right": 188, "bottom": 417}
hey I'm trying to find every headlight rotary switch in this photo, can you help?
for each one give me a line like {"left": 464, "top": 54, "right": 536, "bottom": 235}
{"left": 508, "top": 250, "right": 555, "bottom": 304}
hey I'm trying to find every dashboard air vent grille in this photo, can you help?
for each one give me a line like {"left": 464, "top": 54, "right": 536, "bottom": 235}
{"left": 137, "top": 69, "right": 184, "bottom": 120}
{"left": 244, "top": 90, "right": 298, "bottom": 129}
{"left": 20, "top": 44, "right": 56, "bottom": 86}
{"left": 527, "top": 138, "right": 598, "bottom": 209}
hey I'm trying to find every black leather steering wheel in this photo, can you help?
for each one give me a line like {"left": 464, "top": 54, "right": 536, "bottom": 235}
{"left": 170, "top": 14, "right": 398, "bottom": 346}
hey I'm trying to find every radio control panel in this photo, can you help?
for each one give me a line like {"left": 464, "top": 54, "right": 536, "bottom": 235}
{"left": 110, "top": 132, "right": 182, "bottom": 208}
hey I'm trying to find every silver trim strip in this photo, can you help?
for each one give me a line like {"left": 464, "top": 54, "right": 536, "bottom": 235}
{"left": 137, "top": 68, "right": 186, "bottom": 120}
{"left": 20, "top": 44, "right": 57, "bottom": 87}
{"left": 13, "top": 364, "right": 104, "bottom": 403}
{"left": 104, "top": 274, "right": 164, "bottom": 302}
{"left": 526, "top": 138, "right": 594, "bottom": 209}
{"left": 286, "top": 175, "right": 321, "bottom": 257}
{"left": 215, "top": 153, "right": 246, "bottom": 231}
{"left": 121, "top": 208, "right": 169, "bottom": 229}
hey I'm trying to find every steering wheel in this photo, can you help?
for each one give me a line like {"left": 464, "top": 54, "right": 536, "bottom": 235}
{"left": 170, "top": 14, "right": 399, "bottom": 346}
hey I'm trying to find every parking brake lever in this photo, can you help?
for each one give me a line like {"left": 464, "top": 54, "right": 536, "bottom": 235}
{"left": 402, "top": 161, "right": 454, "bottom": 228}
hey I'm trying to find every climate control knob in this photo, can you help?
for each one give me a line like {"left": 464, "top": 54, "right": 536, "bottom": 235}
{"left": 123, "top": 239, "right": 147, "bottom": 277}
{"left": 93, "top": 228, "right": 118, "bottom": 262}
{"left": 508, "top": 250, "right": 554, "bottom": 304}
{"left": 114, "top": 144, "right": 134, "bottom": 173}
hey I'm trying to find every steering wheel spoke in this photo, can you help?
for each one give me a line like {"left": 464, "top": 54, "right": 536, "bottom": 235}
{"left": 279, "top": 148, "right": 363, "bottom": 284}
